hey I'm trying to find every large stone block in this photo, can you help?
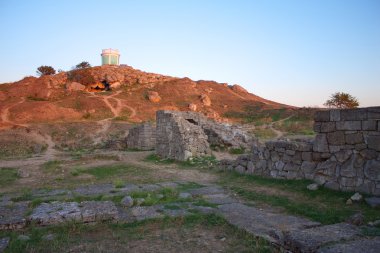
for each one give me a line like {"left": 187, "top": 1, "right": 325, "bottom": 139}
{"left": 320, "top": 122, "right": 336, "bottom": 132}
{"left": 301, "top": 152, "right": 312, "bottom": 161}
{"left": 364, "top": 160, "right": 380, "bottom": 181}
{"left": 367, "top": 135, "right": 380, "bottom": 151}
{"left": 345, "top": 132, "right": 363, "bottom": 145}
{"left": 313, "top": 134, "right": 329, "bottom": 152}
{"left": 327, "top": 131, "right": 345, "bottom": 145}
{"left": 314, "top": 111, "right": 330, "bottom": 122}
{"left": 362, "top": 120, "right": 377, "bottom": 131}
{"left": 367, "top": 106, "right": 380, "bottom": 120}
{"left": 340, "top": 108, "right": 368, "bottom": 121}
{"left": 336, "top": 121, "right": 362, "bottom": 131}
{"left": 340, "top": 155, "right": 356, "bottom": 178}
{"left": 330, "top": 109, "right": 341, "bottom": 121}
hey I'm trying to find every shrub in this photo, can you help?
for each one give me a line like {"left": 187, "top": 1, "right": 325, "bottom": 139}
{"left": 36, "top": 65, "right": 56, "bottom": 76}
{"left": 74, "top": 61, "right": 91, "bottom": 69}
{"left": 324, "top": 92, "right": 359, "bottom": 109}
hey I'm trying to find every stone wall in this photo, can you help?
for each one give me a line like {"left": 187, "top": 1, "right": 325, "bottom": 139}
{"left": 126, "top": 123, "right": 156, "bottom": 150}
{"left": 221, "top": 107, "right": 380, "bottom": 196}
{"left": 155, "top": 110, "right": 253, "bottom": 161}
{"left": 155, "top": 111, "right": 211, "bottom": 161}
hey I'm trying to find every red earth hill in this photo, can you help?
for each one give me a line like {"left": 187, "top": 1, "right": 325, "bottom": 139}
{"left": 0, "top": 65, "right": 292, "bottom": 128}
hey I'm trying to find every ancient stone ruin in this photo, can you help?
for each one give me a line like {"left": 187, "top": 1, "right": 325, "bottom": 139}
{"left": 155, "top": 110, "right": 252, "bottom": 161}
{"left": 126, "top": 122, "right": 156, "bottom": 150}
{"left": 221, "top": 107, "right": 380, "bottom": 196}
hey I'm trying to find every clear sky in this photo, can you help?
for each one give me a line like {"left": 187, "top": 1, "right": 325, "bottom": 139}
{"left": 0, "top": 0, "right": 379, "bottom": 107}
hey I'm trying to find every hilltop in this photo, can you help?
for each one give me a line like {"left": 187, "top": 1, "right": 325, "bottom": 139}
{"left": 0, "top": 65, "right": 290, "bottom": 128}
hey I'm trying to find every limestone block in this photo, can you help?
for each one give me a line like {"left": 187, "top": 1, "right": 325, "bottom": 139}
{"left": 367, "top": 135, "right": 380, "bottom": 151}
{"left": 339, "top": 177, "right": 356, "bottom": 188}
{"left": 330, "top": 109, "right": 341, "bottom": 121}
{"left": 336, "top": 121, "right": 362, "bottom": 131}
{"left": 327, "top": 131, "right": 345, "bottom": 145}
{"left": 340, "top": 155, "right": 356, "bottom": 178}
{"left": 362, "top": 120, "right": 377, "bottom": 131}
{"left": 301, "top": 152, "right": 312, "bottom": 161}
{"left": 314, "top": 111, "right": 330, "bottom": 122}
{"left": 313, "top": 122, "right": 321, "bottom": 133}
{"left": 313, "top": 134, "right": 329, "bottom": 152}
{"left": 367, "top": 106, "right": 380, "bottom": 119}
{"left": 364, "top": 160, "right": 380, "bottom": 181}
{"left": 320, "top": 122, "right": 336, "bottom": 132}
{"left": 340, "top": 108, "right": 368, "bottom": 121}
{"left": 345, "top": 133, "right": 363, "bottom": 145}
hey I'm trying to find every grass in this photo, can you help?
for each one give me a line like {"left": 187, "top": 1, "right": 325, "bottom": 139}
{"left": 145, "top": 154, "right": 217, "bottom": 170}
{"left": 251, "top": 127, "right": 277, "bottom": 140}
{"left": 72, "top": 164, "right": 145, "bottom": 180}
{"left": 218, "top": 171, "right": 380, "bottom": 224}
{"left": 41, "top": 160, "right": 62, "bottom": 172}
{"left": 229, "top": 147, "right": 246, "bottom": 155}
{"left": 0, "top": 167, "right": 19, "bottom": 187}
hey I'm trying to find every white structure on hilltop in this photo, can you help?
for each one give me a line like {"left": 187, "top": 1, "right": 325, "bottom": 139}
{"left": 101, "top": 49, "right": 120, "bottom": 65}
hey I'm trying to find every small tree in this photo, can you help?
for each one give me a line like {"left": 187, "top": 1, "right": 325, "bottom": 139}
{"left": 36, "top": 66, "right": 56, "bottom": 76}
{"left": 75, "top": 61, "right": 91, "bottom": 69}
{"left": 324, "top": 92, "right": 359, "bottom": 109}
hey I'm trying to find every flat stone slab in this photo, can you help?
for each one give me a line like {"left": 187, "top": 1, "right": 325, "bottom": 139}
{"left": 203, "top": 193, "right": 238, "bottom": 205}
{"left": 284, "top": 223, "right": 362, "bottom": 252}
{"left": 73, "top": 184, "right": 114, "bottom": 196}
{"left": 0, "top": 237, "right": 10, "bottom": 253}
{"left": 317, "top": 237, "right": 380, "bottom": 253}
{"left": 125, "top": 206, "right": 163, "bottom": 221}
{"left": 29, "top": 201, "right": 118, "bottom": 225}
{"left": 218, "top": 203, "right": 320, "bottom": 244}
{"left": 188, "top": 186, "right": 225, "bottom": 196}
{"left": 0, "top": 202, "right": 29, "bottom": 230}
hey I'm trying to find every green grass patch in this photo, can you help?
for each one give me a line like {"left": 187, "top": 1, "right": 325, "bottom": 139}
{"left": 192, "top": 199, "right": 219, "bottom": 208}
{"left": 41, "top": 160, "right": 62, "bottom": 172}
{"left": 0, "top": 167, "right": 19, "bottom": 187}
{"left": 73, "top": 164, "right": 143, "bottom": 180}
{"left": 229, "top": 147, "right": 246, "bottom": 155}
{"left": 251, "top": 127, "right": 277, "bottom": 140}
{"left": 219, "top": 171, "right": 380, "bottom": 224}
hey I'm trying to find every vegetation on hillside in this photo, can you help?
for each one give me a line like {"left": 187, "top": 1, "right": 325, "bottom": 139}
{"left": 36, "top": 65, "right": 56, "bottom": 76}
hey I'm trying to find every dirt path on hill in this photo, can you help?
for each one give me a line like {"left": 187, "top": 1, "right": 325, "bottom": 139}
{"left": 268, "top": 115, "right": 293, "bottom": 139}
{"left": 1, "top": 97, "right": 28, "bottom": 127}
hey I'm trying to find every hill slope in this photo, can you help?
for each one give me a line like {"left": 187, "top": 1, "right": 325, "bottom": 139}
{"left": 0, "top": 65, "right": 291, "bottom": 128}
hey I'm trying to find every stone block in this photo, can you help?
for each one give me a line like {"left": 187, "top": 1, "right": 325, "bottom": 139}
{"left": 320, "top": 122, "right": 336, "bottom": 132}
{"left": 364, "top": 160, "right": 380, "bottom": 181}
{"left": 360, "top": 149, "right": 378, "bottom": 160}
{"left": 367, "top": 135, "right": 380, "bottom": 151}
{"left": 327, "top": 131, "right": 345, "bottom": 145}
{"left": 314, "top": 110, "right": 330, "bottom": 122}
{"left": 313, "top": 122, "right": 321, "bottom": 133}
{"left": 301, "top": 152, "right": 312, "bottom": 161}
{"left": 340, "top": 108, "right": 368, "bottom": 121}
{"left": 324, "top": 181, "right": 340, "bottom": 191}
{"left": 340, "top": 177, "right": 356, "bottom": 188}
{"left": 330, "top": 109, "right": 340, "bottom": 121}
{"left": 328, "top": 145, "right": 342, "bottom": 153}
{"left": 340, "top": 155, "right": 356, "bottom": 177}
{"left": 286, "top": 149, "right": 296, "bottom": 156}
{"left": 336, "top": 121, "right": 362, "bottom": 131}
{"left": 362, "top": 120, "right": 377, "bottom": 131}
{"left": 301, "top": 161, "right": 317, "bottom": 174}
{"left": 354, "top": 143, "right": 367, "bottom": 151}
{"left": 334, "top": 150, "right": 352, "bottom": 163}
{"left": 284, "top": 162, "right": 299, "bottom": 171}
{"left": 313, "top": 134, "right": 329, "bottom": 152}
{"left": 345, "top": 132, "right": 363, "bottom": 145}
{"left": 367, "top": 106, "right": 380, "bottom": 119}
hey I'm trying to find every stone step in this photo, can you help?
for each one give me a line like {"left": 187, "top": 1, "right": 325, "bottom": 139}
{"left": 283, "top": 223, "right": 362, "bottom": 252}
{"left": 217, "top": 203, "right": 320, "bottom": 244}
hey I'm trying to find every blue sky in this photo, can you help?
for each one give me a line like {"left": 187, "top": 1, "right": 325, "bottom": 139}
{"left": 0, "top": 0, "right": 379, "bottom": 107}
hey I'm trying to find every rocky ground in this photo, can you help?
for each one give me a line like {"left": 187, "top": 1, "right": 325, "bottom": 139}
{"left": 0, "top": 149, "right": 379, "bottom": 253}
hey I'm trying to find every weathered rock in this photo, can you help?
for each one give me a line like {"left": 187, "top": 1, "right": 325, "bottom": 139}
{"left": 42, "top": 233, "right": 56, "bottom": 241}
{"left": 284, "top": 223, "right": 361, "bottom": 252}
{"left": 317, "top": 237, "right": 380, "bottom": 253}
{"left": 350, "top": 192, "right": 363, "bottom": 202}
{"left": 230, "top": 84, "right": 248, "bottom": 93}
{"left": 135, "top": 198, "right": 145, "bottom": 206}
{"left": 367, "top": 135, "right": 380, "bottom": 151}
{"left": 327, "top": 131, "right": 345, "bottom": 145}
{"left": 218, "top": 203, "right": 320, "bottom": 244}
{"left": 336, "top": 121, "right": 362, "bottom": 131}
{"left": 110, "top": 81, "right": 121, "bottom": 89}
{"left": 0, "top": 202, "right": 28, "bottom": 230}
{"left": 346, "top": 213, "right": 365, "bottom": 226}
{"left": 313, "top": 134, "right": 329, "bottom": 152}
{"left": 29, "top": 201, "right": 118, "bottom": 225}
{"left": 188, "top": 103, "right": 197, "bottom": 111}
{"left": 120, "top": 196, "right": 134, "bottom": 207}
{"left": 200, "top": 94, "right": 211, "bottom": 106}
{"left": 307, "top": 183, "right": 319, "bottom": 191}
{"left": 147, "top": 91, "right": 161, "bottom": 103}
{"left": 365, "top": 197, "right": 380, "bottom": 208}
{"left": 66, "top": 82, "right": 85, "bottom": 91}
